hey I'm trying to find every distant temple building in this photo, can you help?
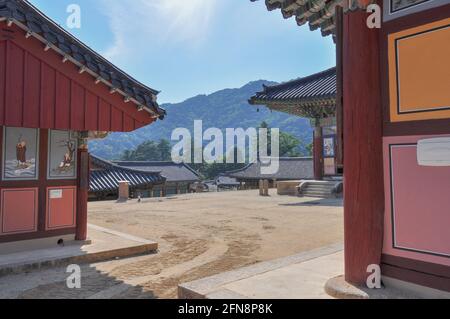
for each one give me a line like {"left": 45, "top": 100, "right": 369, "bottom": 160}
{"left": 114, "top": 160, "right": 201, "bottom": 197}
{"left": 89, "top": 155, "right": 166, "bottom": 201}
{"left": 225, "top": 157, "right": 314, "bottom": 189}
{"left": 89, "top": 155, "right": 200, "bottom": 200}
{"left": 249, "top": 67, "right": 340, "bottom": 180}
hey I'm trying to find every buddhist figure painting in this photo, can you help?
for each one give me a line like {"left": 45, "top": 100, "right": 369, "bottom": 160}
{"left": 2, "top": 127, "right": 39, "bottom": 181}
{"left": 47, "top": 130, "right": 78, "bottom": 180}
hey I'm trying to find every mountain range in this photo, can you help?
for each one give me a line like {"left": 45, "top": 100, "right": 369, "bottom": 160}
{"left": 89, "top": 80, "right": 313, "bottom": 159}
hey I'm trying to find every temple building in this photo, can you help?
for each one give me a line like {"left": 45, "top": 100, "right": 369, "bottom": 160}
{"left": 89, "top": 155, "right": 166, "bottom": 201}
{"left": 89, "top": 156, "right": 201, "bottom": 200}
{"left": 113, "top": 160, "right": 201, "bottom": 197}
{"left": 225, "top": 157, "right": 314, "bottom": 189}
{"left": 0, "top": 0, "right": 165, "bottom": 251}
{"left": 252, "top": 0, "right": 450, "bottom": 296}
{"left": 249, "top": 67, "right": 339, "bottom": 180}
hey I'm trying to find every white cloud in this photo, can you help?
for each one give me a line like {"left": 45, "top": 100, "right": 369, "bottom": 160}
{"left": 100, "top": 0, "right": 219, "bottom": 60}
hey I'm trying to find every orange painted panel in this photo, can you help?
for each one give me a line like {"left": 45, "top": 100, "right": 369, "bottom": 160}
{"left": 46, "top": 187, "right": 77, "bottom": 230}
{"left": 389, "top": 18, "right": 450, "bottom": 122}
{"left": 0, "top": 188, "right": 38, "bottom": 235}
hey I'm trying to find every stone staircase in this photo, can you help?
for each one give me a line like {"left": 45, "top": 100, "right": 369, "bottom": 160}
{"left": 298, "top": 180, "right": 343, "bottom": 198}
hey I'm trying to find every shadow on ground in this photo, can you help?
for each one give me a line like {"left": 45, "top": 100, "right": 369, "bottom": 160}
{"left": 15, "top": 262, "right": 156, "bottom": 299}
{"left": 279, "top": 199, "right": 343, "bottom": 207}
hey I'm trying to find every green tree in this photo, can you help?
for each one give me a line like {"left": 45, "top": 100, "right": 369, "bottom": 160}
{"left": 157, "top": 139, "right": 172, "bottom": 161}
{"left": 279, "top": 132, "right": 301, "bottom": 157}
{"left": 304, "top": 142, "right": 313, "bottom": 156}
{"left": 122, "top": 149, "right": 133, "bottom": 161}
{"left": 121, "top": 139, "right": 172, "bottom": 161}
{"left": 257, "top": 122, "right": 301, "bottom": 157}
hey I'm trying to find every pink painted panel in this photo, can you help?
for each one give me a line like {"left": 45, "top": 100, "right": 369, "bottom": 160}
{"left": 46, "top": 187, "right": 77, "bottom": 230}
{"left": 383, "top": 135, "right": 450, "bottom": 266}
{"left": 0, "top": 188, "right": 38, "bottom": 235}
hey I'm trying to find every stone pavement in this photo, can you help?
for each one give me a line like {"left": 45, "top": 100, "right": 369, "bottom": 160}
{"left": 179, "top": 243, "right": 447, "bottom": 299}
{"left": 179, "top": 243, "right": 345, "bottom": 299}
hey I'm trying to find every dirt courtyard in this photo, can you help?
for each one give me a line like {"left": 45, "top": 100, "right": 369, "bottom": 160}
{"left": 0, "top": 190, "right": 343, "bottom": 299}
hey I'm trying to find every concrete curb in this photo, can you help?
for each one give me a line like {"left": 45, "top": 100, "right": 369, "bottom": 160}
{"left": 0, "top": 225, "right": 158, "bottom": 277}
{"left": 0, "top": 242, "right": 157, "bottom": 278}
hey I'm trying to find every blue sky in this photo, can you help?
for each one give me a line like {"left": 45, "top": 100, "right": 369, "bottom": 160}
{"left": 30, "top": 0, "right": 335, "bottom": 104}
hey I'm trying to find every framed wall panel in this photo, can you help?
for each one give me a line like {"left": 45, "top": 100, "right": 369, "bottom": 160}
{"left": 0, "top": 188, "right": 38, "bottom": 235}
{"left": 324, "top": 158, "right": 336, "bottom": 176}
{"left": 383, "top": 135, "right": 450, "bottom": 266}
{"left": 388, "top": 18, "right": 450, "bottom": 122}
{"left": 46, "top": 186, "right": 77, "bottom": 230}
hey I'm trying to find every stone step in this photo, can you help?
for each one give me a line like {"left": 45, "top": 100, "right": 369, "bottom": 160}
{"left": 303, "top": 194, "right": 333, "bottom": 199}
{"left": 306, "top": 182, "right": 336, "bottom": 187}
{"left": 298, "top": 181, "right": 342, "bottom": 198}
{"left": 302, "top": 191, "right": 334, "bottom": 198}
{"left": 305, "top": 187, "right": 335, "bottom": 191}
{"left": 306, "top": 185, "right": 334, "bottom": 191}
{"left": 303, "top": 192, "right": 333, "bottom": 197}
{"left": 303, "top": 189, "right": 332, "bottom": 194}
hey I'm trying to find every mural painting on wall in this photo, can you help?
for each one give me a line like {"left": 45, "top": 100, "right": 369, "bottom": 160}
{"left": 323, "top": 136, "right": 336, "bottom": 158}
{"left": 2, "top": 127, "right": 39, "bottom": 181}
{"left": 48, "top": 130, "right": 78, "bottom": 180}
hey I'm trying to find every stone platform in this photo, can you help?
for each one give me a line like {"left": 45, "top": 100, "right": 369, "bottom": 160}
{"left": 0, "top": 224, "right": 158, "bottom": 277}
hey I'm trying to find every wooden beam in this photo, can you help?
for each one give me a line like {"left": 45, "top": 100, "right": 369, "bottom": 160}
{"left": 343, "top": 9, "right": 384, "bottom": 285}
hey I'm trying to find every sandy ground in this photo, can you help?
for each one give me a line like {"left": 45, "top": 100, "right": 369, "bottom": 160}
{"left": 0, "top": 190, "right": 343, "bottom": 299}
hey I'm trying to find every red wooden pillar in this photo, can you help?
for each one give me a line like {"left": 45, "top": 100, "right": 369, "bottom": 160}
{"left": 76, "top": 143, "right": 89, "bottom": 241}
{"left": 343, "top": 10, "right": 385, "bottom": 285}
{"left": 335, "top": 6, "right": 344, "bottom": 168}
{"left": 313, "top": 121, "right": 323, "bottom": 180}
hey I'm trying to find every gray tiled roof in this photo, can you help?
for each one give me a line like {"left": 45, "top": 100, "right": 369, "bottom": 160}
{"left": 90, "top": 155, "right": 166, "bottom": 193}
{"left": 250, "top": 67, "right": 336, "bottom": 106}
{"left": 251, "top": 0, "right": 345, "bottom": 37}
{"left": 114, "top": 161, "right": 200, "bottom": 183}
{"left": 226, "top": 157, "right": 314, "bottom": 180}
{"left": 0, "top": 0, "right": 165, "bottom": 118}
